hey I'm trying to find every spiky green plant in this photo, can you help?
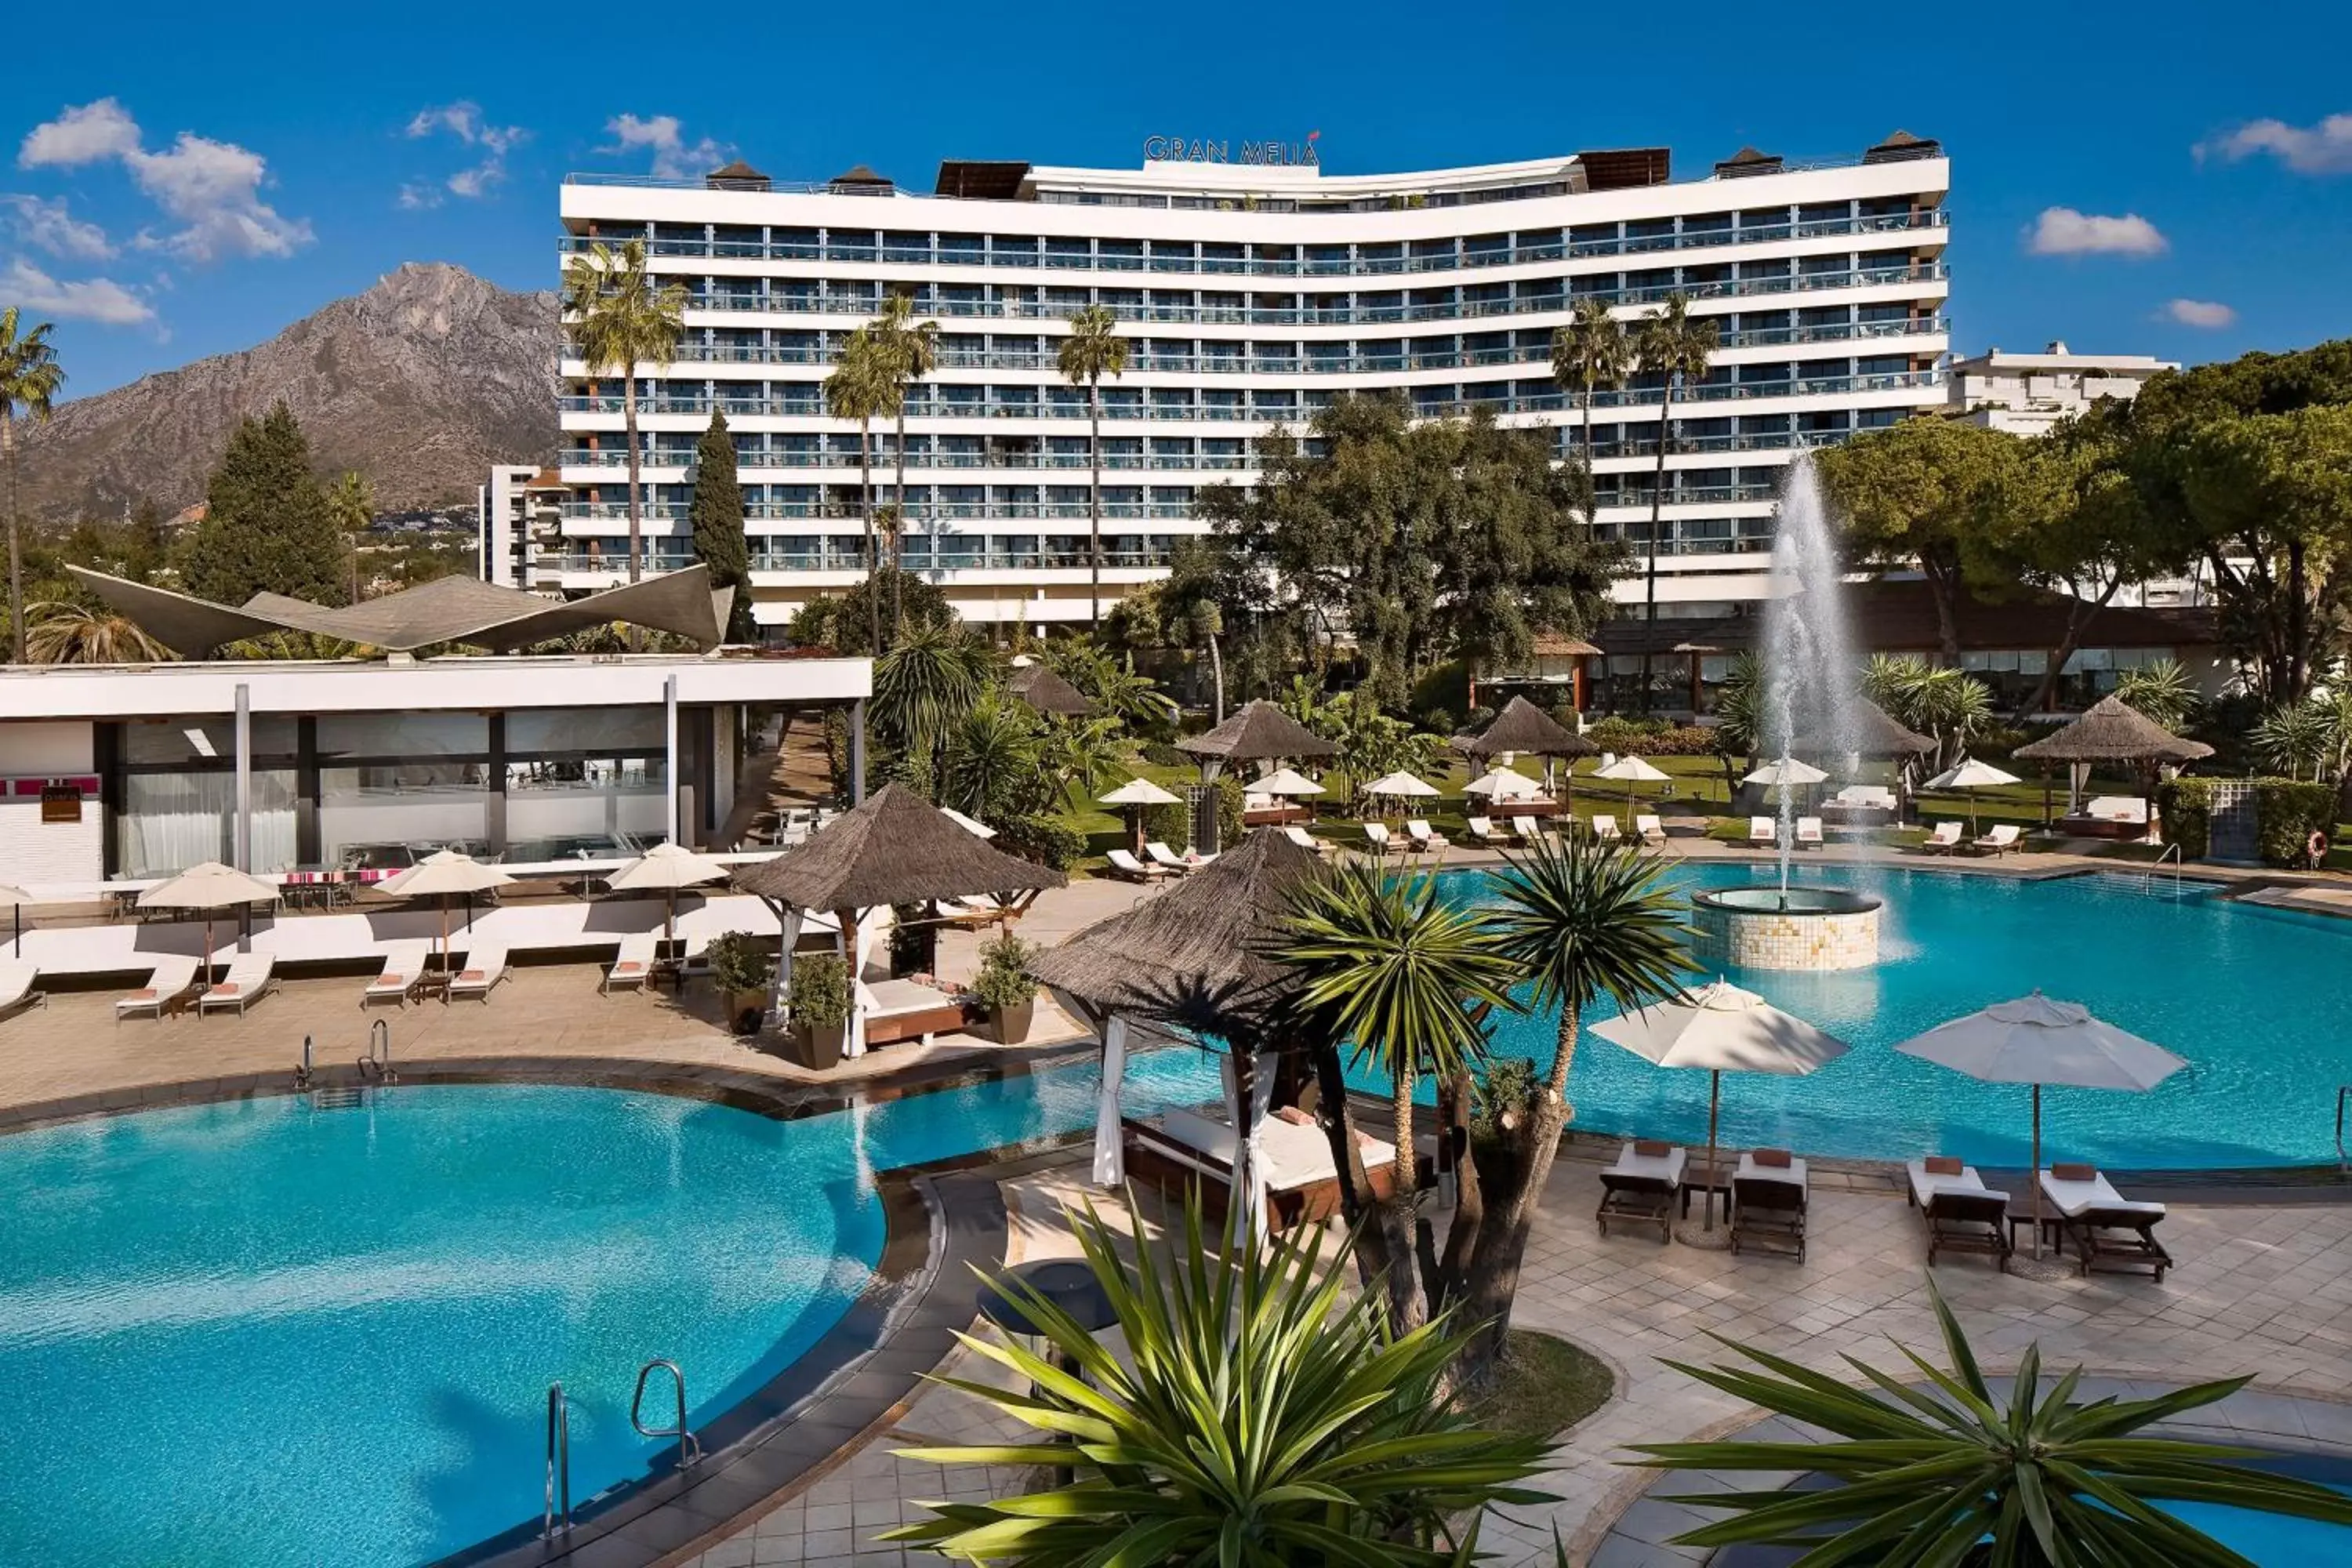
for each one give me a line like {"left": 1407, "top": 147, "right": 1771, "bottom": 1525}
{"left": 1628, "top": 1279, "right": 2352, "bottom": 1566}
{"left": 885, "top": 1192, "right": 1557, "bottom": 1565}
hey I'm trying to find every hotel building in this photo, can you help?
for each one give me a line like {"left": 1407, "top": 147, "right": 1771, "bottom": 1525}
{"left": 554, "top": 134, "right": 1951, "bottom": 630}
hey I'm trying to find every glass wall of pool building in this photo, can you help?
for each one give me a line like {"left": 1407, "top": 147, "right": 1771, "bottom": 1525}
{"left": 539, "top": 133, "right": 1951, "bottom": 628}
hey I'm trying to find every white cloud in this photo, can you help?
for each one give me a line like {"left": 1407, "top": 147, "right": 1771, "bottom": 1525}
{"left": 0, "top": 256, "right": 154, "bottom": 325}
{"left": 2025, "top": 207, "right": 2168, "bottom": 257}
{"left": 401, "top": 101, "right": 527, "bottom": 205}
{"left": 2198, "top": 113, "right": 2352, "bottom": 176}
{"left": 14, "top": 99, "right": 310, "bottom": 263}
{"left": 2162, "top": 298, "right": 2237, "bottom": 328}
{"left": 0, "top": 194, "right": 114, "bottom": 260}
{"left": 603, "top": 113, "right": 732, "bottom": 180}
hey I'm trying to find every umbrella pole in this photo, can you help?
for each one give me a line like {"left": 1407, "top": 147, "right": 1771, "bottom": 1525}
{"left": 1703, "top": 1069, "right": 1722, "bottom": 1233}
{"left": 2031, "top": 1083, "right": 2043, "bottom": 1260}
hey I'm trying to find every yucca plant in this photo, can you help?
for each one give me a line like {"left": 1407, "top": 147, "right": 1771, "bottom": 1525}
{"left": 1628, "top": 1279, "right": 2352, "bottom": 1565}
{"left": 885, "top": 1192, "right": 1556, "bottom": 1565}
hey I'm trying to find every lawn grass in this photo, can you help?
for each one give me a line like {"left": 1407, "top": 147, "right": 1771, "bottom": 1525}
{"left": 1469, "top": 1329, "right": 1615, "bottom": 1441}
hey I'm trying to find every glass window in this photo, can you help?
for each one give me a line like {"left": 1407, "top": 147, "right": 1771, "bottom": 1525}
{"left": 507, "top": 706, "right": 664, "bottom": 755}
{"left": 123, "top": 715, "right": 296, "bottom": 764}
{"left": 316, "top": 713, "right": 488, "bottom": 760}
{"left": 117, "top": 768, "right": 297, "bottom": 877}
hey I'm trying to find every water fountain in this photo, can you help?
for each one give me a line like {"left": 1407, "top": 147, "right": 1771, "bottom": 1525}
{"left": 1687, "top": 455, "right": 1884, "bottom": 972}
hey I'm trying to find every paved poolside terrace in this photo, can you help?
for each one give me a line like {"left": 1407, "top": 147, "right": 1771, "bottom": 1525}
{"left": 6, "top": 839, "right": 2352, "bottom": 1566}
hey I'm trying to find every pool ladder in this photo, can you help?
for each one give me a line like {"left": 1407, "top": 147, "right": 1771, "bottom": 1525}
{"left": 632, "top": 1359, "right": 702, "bottom": 1471}
{"left": 543, "top": 1383, "right": 572, "bottom": 1539}
{"left": 2143, "top": 843, "right": 2183, "bottom": 898}
{"left": 2337, "top": 1086, "right": 2350, "bottom": 1174}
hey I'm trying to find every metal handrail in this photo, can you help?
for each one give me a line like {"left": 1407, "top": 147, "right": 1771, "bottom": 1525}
{"left": 295, "top": 1034, "right": 314, "bottom": 1090}
{"left": 543, "top": 1383, "right": 572, "bottom": 1538}
{"left": 363, "top": 1018, "right": 396, "bottom": 1081}
{"left": 2145, "top": 843, "right": 2183, "bottom": 898}
{"left": 630, "top": 1359, "right": 702, "bottom": 1470}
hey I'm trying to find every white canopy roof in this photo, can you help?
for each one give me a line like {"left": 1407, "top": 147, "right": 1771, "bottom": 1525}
{"left": 939, "top": 806, "right": 998, "bottom": 839}
{"left": 1462, "top": 766, "right": 1543, "bottom": 799}
{"left": 1926, "top": 759, "right": 2022, "bottom": 791}
{"left": 379, "top": 850, "right": 517, "bottom": 898}
{"left": 1363, "top": 770, "right": 1440, "bottom": 798}
{"left": 1744, "top": 757, "right": 1831, "bottom": 788}
{"left": 1595, "top": 755, "right": 1673, "bottom": 783}
{"left": 1251, "top": 768, "right": 1327, "bottom": 797}
{"left": 604, "top": 840, "right": 731, "bottom": 892}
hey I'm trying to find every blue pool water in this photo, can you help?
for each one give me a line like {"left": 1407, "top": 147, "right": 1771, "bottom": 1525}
{"left": 1432, "top": 864, "right": 2352, "bottom": 1170}
{"left": 0, "top": 1051, "right": 1226, "bottom": 1568}
{"left": 2171, "top": 1494, "right": 2352, "bottom": 1562}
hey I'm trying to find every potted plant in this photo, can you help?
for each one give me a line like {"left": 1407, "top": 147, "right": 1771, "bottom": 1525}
{"left": 971, "top": 931, "right": 1040, "bottom": 1045}
{"left": 704, "top": 931, "right": 775, "bottom": 1037}
{"left": 786, "top": 952, "right": 852, "bottom": 1069}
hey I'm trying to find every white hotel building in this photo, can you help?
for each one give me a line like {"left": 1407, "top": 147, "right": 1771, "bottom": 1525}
{"left": 551, "top": 134, "right": 1950, "bottom": 629}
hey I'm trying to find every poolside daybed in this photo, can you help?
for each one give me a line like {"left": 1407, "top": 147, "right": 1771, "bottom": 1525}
{"left": 1120, "top": 1105, "right": 1400, "bottom": 1231}
{"left": 2058, "top": 797, "right": 2157, "bottom": 841}
{"left": 2040, "top": 1165, "right": 2172, "bottom": 1281}
{"left": 1905, "top": 1156, "right": 2012, "bottom": 1270}
{"left": 858, "top": 978, "right": 971, "bottom": 1048}
{"left": 1597, "top": 1141, "right": 1686, "bottom": 1241}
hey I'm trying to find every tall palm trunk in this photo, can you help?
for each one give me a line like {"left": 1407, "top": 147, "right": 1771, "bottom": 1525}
{"left": 623, "top": 374, "right": 644, "bottom": 585}
{"left": 1087, "top": 384, "right": 1103, "bottom": 624}
{"left": 1641, "top": 379, "right": 1673, "bottom": 714}
{"left": 1381, "top": 1070, "right": 1425, "bottom": 1334}
{"left": 4, "top": 416, "right": 22, "bottom": 664}
{"left": 892, "top": 404, "right": 909, "bottom": 639}
{"left": 1207, "top": 632, "right": 1225, "bottom": 724}
{"left": 860, "top": 416, "right": 879, "bottom": 655}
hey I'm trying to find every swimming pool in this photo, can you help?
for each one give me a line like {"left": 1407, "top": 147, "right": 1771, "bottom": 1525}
{"left": 0, "top": 1051, "right": 1227, "bottom": 1568}
{"left": 1439, "top": 863, "right": 2352, "bottom": 1170}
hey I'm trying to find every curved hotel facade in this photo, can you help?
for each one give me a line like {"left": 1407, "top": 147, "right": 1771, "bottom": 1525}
{"left": 554, "top": 136, "right": 1950, "bottom": 628}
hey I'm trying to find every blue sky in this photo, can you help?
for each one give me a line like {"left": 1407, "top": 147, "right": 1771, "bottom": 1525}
{"left": 9, "top": 0, "right": 2350, "bottom": 399}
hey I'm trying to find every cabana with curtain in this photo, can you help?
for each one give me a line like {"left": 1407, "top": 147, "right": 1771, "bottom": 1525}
{"left": 1460, "top": 695, "right": 1598, "bottom": 797}
{"left": 2013, "top": 695, "right": 2214, "bottom": 835}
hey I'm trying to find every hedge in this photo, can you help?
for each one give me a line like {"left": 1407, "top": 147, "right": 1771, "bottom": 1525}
{"left": 2158, "top": 775, "right": 2339, "bottom": 867}
{"left": 1581, "top": 716, "right": 1719, "bottom": 757}
{"left": 996, "top": 813, "right": 1087, "bottom": 872}
{"left": 2154, "top": 778, "right": 2212, "bottom": 859}
{"left": 1142, "top": 799, "right": 1190, "bottom": 849}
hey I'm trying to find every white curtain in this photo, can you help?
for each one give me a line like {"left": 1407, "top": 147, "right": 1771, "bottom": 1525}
{"left": 841, "top": 908, "right": 881, "bottom": 1058}
{"left": 119, "top": 771, "right": 298, "bottom": 877}
{"left": 1218, "top": 1049, "right": 1279, "bottom": 1243}
{"left": 1094, "top": 1013, "right": 1128, "bottom": 1186}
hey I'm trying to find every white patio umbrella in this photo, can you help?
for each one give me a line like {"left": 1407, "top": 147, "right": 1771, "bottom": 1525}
{"left": 939, "top": 807, "right": 996, "bottom": 839}
{"left": 1893, "top": 992, "right": 2187, "bottom": 1259}
{"left": 1252, "top": 767, "right": 1326, "bottom": 797}
{"left": 1462, "top": 765, "right": 1543, "bottom": 800}
{"left": 380, "top": 850, "right": 517, "bottom": 960}
{"left": 1595, "top": 753, "right": 1672, "bottom": 811}
{"left": 1925, "top": 758, "right": 2021, "bottom": 835}
{"left": 1098, "top": 775, "right": 1184, "bottom": 855}
{"left": 1593, "top": 978, "right": 1850, "bottom": 1234}
{"left": 1363, "top": 770, "right": 1439, "bottom": 817}
{"left": 136, "top": 862, "right": 280, "bottom": 979}
{"left": 606, "top": 840, "right": 731, "bottom": 943}
{"left": 0, "top": 883, "right": 28, "bottom": 957}
{"left": 1743, "top": 757, "right": 1831, "bottom": 789}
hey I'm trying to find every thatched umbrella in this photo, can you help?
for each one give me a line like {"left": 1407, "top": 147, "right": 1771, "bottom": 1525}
{"left": 1175, "top": 701, "right": 1339, "bottom": 777}
{"left": 2013, "top": 695, "right": 2214, "bottom": 829}
{"left": 1791, "top": 698, "right": 1933, "bottom": 759}
{"left": 1462, "top": 695, "right": 1599, "bottom": 760}
{"left": 1007, "top": 662, "right": 1095, "bottom": 718}
{"left": 1030, "top": 828, "right": 1323, "bottom": 1235}
{"left": 734, "top": 782, "right": 1067, "bottom": 1056}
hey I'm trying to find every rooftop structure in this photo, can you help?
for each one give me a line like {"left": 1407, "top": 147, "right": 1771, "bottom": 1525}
{"left": 1947, "top": 342, "right": 2177, "bottom": 437}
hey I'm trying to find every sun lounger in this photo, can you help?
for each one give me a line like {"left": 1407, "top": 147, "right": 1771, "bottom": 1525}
{"left": 602, "top": 931, "right": 659, "bottom": 995}
{"left": 1122, "top": 1105, "right": 1400, "bottom": 1230}
{"left": 115, "top": 956, "right": 201, "bottom": 1022}
{"left": 448, "top": 946, "right": 511, "bottom": 1003}
{"left": 1635, "top": 814, "right": 1668, "bottom": 848}
{"left": 1597, "top": 1142, "right": 1687, "bottom": 1242}
{"left": 1795, "top": 816, "right": 1824, "bottom": 850}
{"left": 859, "top": 978, "right": 971, "bottom": 1047}
{"left": 1592, "top": 814, "right": 1623, "bottom": 844}
{"left": 1730, "top": 1151, "right": 1809, "bottom": 1261}
{"left": 0, "top": 961, "right": 46, "bottom": 1022}
{"left": 1406, "top": 818, "right": 1447, "bottom": 852}
{"left": 1105, "top": 848, "right": 1167, "bottom": 883}
{"left": 1970, "top": 823, "right": 2021, "bottom": 856}
{"left": 2039, "top": 1166, "right": 2172, "bottom": 1281}
{"left": 1464, "top": 815, "right": 1506, "bottom": 847}
{"left": 1145, "top": 840, "right": 1197, "bottom": 875}
{"left": 1510, "top": 816, "right": 1546, "bottom": 847}
{"left": 1748, "top": 816, "right": 1777, "bottom": 848}
{"left": 1360, "top": 821, "right": 1396, "bottom": 857}
{"left": 1917, "top": 821, "right": 1963, "bottom": 855}
{"left": 1905, "top": 1156, "right": 2013, "bottom": 1270}
{"left": 1282, "top": 825, "right": 1332, "bottom": 857}
{"left": 1832, "top": 784, "right": 1898, "bottom": 812}
{"left": 198, "top": 955, "right": 278, "bottom": 1016}
{"left": 361, "top": 941, "right": 433, "bottom": 1009}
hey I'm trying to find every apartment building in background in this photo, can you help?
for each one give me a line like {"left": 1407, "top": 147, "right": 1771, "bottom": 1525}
{"left": 552, "top": 132, "right": 1952, "bottom": 630}
{"left": 476, "top": 464, "right": 570, "bottom": 588}
{"left": 1947, "top": 343, "right": 2177, "bottom": 437}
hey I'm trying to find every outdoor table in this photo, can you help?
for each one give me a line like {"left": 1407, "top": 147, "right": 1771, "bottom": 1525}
{"left": 1678, "top": 1163, "right": 1734, "bottom": 1220}
{"left": 977, "top": 1258, "right": 1117, "bottom": 1343}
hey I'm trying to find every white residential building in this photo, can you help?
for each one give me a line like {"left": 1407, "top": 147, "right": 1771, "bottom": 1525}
{"left": 555, "top": 133, "right": 1951, "bottom": 627}
{"left": 1947, "top": 343, "right": 2176, "bottom": 437}
{"left": 476, "top": 463, "right": 569, "bottom": 588}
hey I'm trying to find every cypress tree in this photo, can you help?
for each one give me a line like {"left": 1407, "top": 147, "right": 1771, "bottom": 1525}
{"left": 688, "top": 409, "right": 753, "bottom": 640}
{"left": 183, "top": 402, "right": 346, "bottom": 606}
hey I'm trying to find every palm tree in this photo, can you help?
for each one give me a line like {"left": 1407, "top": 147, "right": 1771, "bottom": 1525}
{"left": 2114, "top": 657, "right": 2199, "bottom": 731}
{"left": 1550, "top": 296, "right": 1632, "bottom": 511}
{"left": 1631, "top": 1278, "right": 2352, "bottom": 1563}
{"left": 940, "top": 689, "right": 1044, "bottom": 822}
{"left": 869, "top": 619, "right": 991, "bottom": 790}
{"left": 2, "top": 307, "right": 66, "bottom": 664}
{"left": 826, "top": 328, "right": 895, "bottom": 655}
{"left": 1280, "top": 861, "right": 1519, "bottom": 1333}
{"left": 561, "top": 240, "right": 687, "bottom": 590}
{"left": 885, "top": 1193, "right": 1555, "bottom": 1565}
{"left": 24, "top": 601, "right": 166, "bottom": 664}
{"left": 326, "top": 470, "right": 373, "bottom": 604}
{"left": 1056, "top": 303, "right": 1128, "bottom": 624}
{"left": 867, "top": 292, "right": 939, "bottom": 640}
{"left": 1631, "top": 294, "right": 1719, "bottom": 713}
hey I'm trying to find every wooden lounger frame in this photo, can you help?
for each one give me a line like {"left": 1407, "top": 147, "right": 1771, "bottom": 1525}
{"left": 1730, "top": 1174, "right": 1808, "bottom": 1261}
{"left": 1911, "top": 1185, "right": 2011, "bottom": 1271}
{"left": 1596, "top": 1171, "right": 1677, "bottom": 1242}
{"left": 2060, "top": 1206, "right": 2172, "bottom": 1283}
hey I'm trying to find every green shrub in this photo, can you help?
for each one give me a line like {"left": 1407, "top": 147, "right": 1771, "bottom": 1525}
{"left": 1216, "top": 775, "right": 1246, "bottom": 844}
{"left": 1142, "top": 799, "right": 1191, "bottom": 849}
{"left": 1969, "top": 724, "right": 2034, "bottom": 761}
{"left": 1138, "top": 742, "right": 1189, "bottom": 769}
{"left": 2154, "top": 777, "right": 2213, "bottom": 858}
{"left": 2255, "top": 779, "right": 2338, "bottom": 868}
{"left": 996, "top": 813, "right": 1087, "bottom": 872}
{"left": 786, "top": 952, "right": 851, "bottom": 1029}
{"left": 1584, "top": 716, "right": 1717, "bottom": 757}
{"left": 704, "top": 931, "right": 774, "bottom": 996}
{"left": 971, "top": 931, "right": 1040, "bottom": 1011}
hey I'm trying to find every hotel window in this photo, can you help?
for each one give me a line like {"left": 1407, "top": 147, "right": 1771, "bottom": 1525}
{"left": 1045, "top": 237, "right": 1091, "bottom": 268}
{"left": 992, "top": 236, "right": 1040, "bottom": 266}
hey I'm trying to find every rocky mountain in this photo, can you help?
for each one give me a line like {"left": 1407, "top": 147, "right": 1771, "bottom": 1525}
{"left": 16, "top": 262, "right": 557, "bottom": 521}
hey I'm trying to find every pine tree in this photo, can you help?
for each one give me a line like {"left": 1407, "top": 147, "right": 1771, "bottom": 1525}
{"left": 183, "top": 403, "right": 347, "bottom": 606}
{"left": 688, "top": 409, "right": 753, "bottom": 641}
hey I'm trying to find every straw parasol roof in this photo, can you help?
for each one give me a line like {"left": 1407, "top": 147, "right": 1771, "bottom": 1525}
{"left": 2012, "top": 695, "right": 2215, "bottom": 765}
{"left": 1791, "top": 699, "right": 1933, "bottom": 757}
{"left": 734, "top": 782, "right": 1067, "bottom": 911}
{"left": 1029, "top": 828, "right": 1323, "bottom": 1031}
{"left": 1463, "top": 695, "right": 1597, "bottom": 759}
{"left": 1176, "top": 701, "right": 1340, "bottom": 764}
{"left": 1007, "top": 662, "right": 1096, "bottom": 717}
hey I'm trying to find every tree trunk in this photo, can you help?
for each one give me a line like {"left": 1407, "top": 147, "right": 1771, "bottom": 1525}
{"left": 1578, "top": 384, "right": 1596, "bottom": 527}
{"left": 861, "top": 418, "right": 879, "bottom": 657}
{"left": 2287, "top": 538, "right": 2310, "bottom": 702}
{"left": 1312, "top": 1041, "right": 1388, "bottom": 1294}
{"left": 2013, "top": 571, "right": 2122, "bottom": 720}
{"left": 892, "top": 404, "right": 909, "bottom": 641}
{"left": 624, "top": 379, "right": 644, "bottom": 585}
{"left": 1642, "top": 384, "right": 1672, "bottom": 715}
{"left": 1922, "top": 550, "right": 1963, "bottom": 665}
{"left": 1380, "top": 1072, "right": 1425, "bottom": 1337}
{"left": 5, "top": 415, "right": 23, "bottom": 664}
{"left": 1088, "top": 390, "right": 1103, "bottom": 625}
{"left": 1455, "top": 1008, "right": 1579, "bottom": 1380}
{"left": 1207, "top": 632, "right": 1225, "bottom": 724}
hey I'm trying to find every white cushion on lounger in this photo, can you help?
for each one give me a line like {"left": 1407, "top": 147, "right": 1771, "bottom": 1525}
{"left": 1907, "top": 1159, "right": 1999, "bottom": 1207}
{"left": 1735, "top": 1152, "right": 1809, "bottom": 1187}
{"left": 1607, "top": 1142, "right": 1687, "bottom": 1186}
{"left": 2039, "top": 1168, "right": 2165, "bottom": 1220}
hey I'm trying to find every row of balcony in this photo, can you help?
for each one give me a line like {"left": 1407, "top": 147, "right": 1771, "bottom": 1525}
{"left": 651, "top": 264, "right": 1947, "bottom": 326}
{"left": 557, "top": 210, "right": 1947, "bottom": 274}
{"left": 636, "top": 314, "right": 1944, "bottom": 373}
